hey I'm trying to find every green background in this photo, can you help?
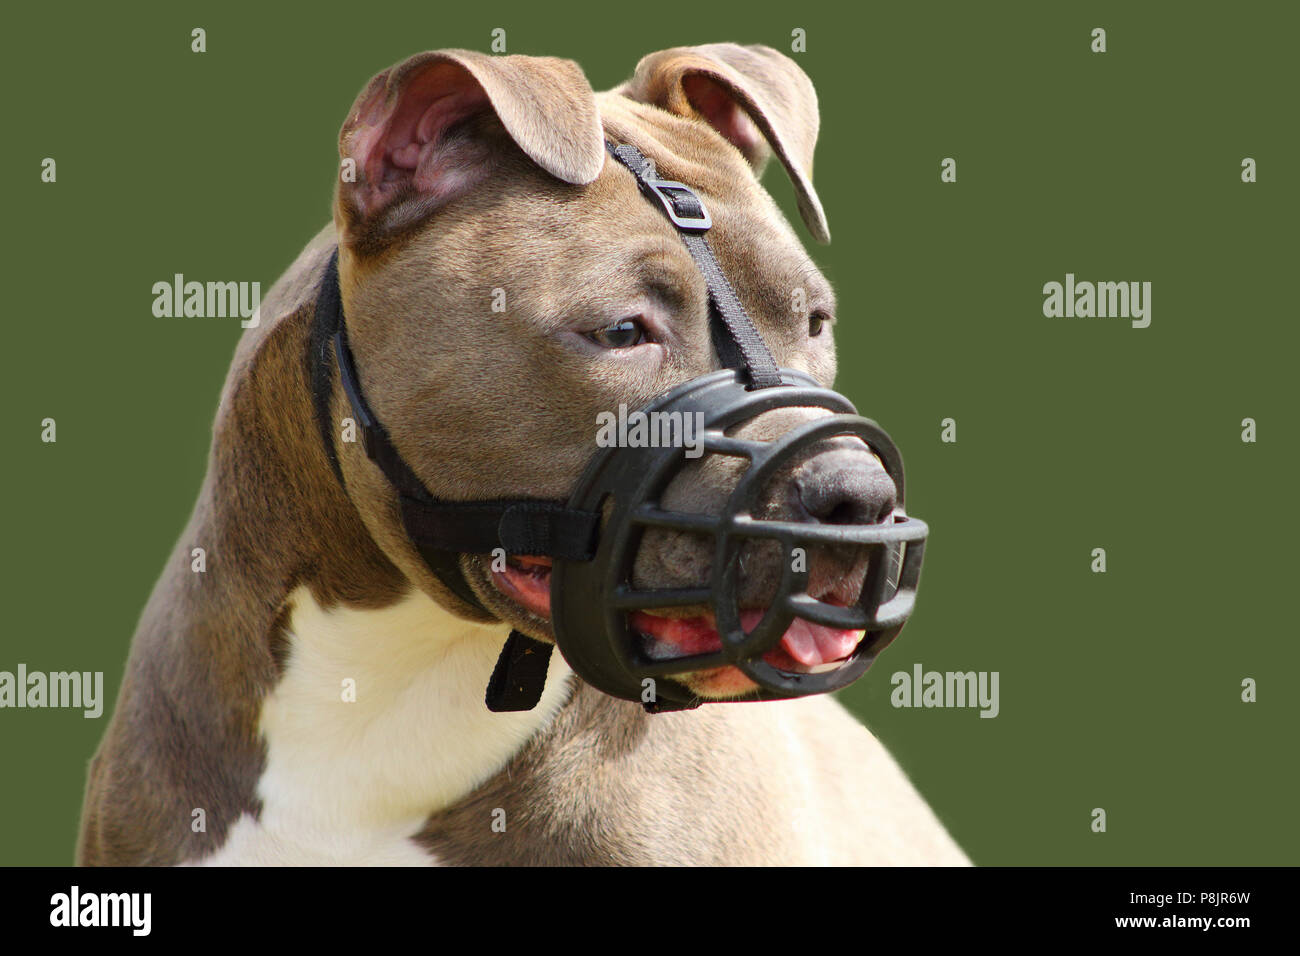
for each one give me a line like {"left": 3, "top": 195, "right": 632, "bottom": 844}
{"left": 2, "top": 0, "right": 1295, "bottom": 865}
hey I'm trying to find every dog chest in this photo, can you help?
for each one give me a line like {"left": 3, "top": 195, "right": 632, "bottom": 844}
{"left": 193, "top": 586, "right": 572, "bottom": 866}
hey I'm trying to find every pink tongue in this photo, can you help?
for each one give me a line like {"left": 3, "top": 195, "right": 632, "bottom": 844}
{"left": 740, "top": 610, "right": 862, "bottom": 666}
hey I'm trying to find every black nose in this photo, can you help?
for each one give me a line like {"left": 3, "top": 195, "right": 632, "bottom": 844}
{"left": 791, "top": 448, "right": 897, "bottom": 525}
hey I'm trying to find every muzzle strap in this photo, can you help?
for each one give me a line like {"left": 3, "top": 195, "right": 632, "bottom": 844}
{"left": 606, "top": 143, "right": 784, "bottom": 390}
{"left": 485, "top": 630, "right": 555, "bottom": 712}
{"left": 311, "top": 249, "right": 600, "bottom": 617}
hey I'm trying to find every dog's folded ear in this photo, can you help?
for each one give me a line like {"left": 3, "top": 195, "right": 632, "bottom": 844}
{"left": 616, "top": 43, "right": 830, "bottom": 243}
{"left": 337, "top": 50, "right": 604, "bottom": 248}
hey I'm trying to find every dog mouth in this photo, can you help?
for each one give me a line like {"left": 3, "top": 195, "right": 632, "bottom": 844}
{"left": 490, "top": 555, "right": 864, "bottom": 696}
{"left": 491, "top": 554, "right": 555, "bottom": 619}
{"left": 628, "top": 607, "right": 862, "bottom": 673}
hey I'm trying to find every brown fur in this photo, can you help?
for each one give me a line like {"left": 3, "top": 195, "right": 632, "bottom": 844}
{"left": 78, "top": 232, "right": 409, "bottom": 865}
{"left": 416, "top": 684, "right": 960, "bottom": 866}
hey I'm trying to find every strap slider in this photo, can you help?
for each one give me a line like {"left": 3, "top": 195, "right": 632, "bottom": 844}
{"left": 642, "top": 179, "right": 712, "bottom": 232}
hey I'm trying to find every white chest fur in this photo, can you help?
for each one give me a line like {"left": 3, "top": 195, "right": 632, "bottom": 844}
{"left": 193, "top": 586, "right": 572, "bottom": 866}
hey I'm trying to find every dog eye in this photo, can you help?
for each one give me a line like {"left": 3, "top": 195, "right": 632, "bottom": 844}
{"left": 586, "top": 318, "right": 649, "bottom": 349}
{"left": 809, "top": 310, "right": 832, "bottom": 337}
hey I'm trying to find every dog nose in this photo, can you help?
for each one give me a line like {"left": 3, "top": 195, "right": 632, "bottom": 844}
{"left": 791, "top": 448, "right": 897, "bottom": 525}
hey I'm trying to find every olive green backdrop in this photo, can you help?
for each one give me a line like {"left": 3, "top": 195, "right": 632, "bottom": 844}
{"left": 2, "top": 0, "right": 1295, "bottom": 865}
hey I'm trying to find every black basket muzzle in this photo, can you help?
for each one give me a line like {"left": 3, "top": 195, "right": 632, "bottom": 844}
{"left": 552, "top": 368, "right": 927, "bottom": 711}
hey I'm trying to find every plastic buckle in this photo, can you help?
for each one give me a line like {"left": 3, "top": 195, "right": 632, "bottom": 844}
{"left": 642, "top": 179, "right": 712, "bottom": 232}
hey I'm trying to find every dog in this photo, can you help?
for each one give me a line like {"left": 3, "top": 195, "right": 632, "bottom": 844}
{"left": 78, "top": 43, "right": 968, "bottom": 866}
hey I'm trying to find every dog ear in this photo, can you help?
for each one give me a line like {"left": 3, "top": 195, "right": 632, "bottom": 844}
{"left": 337, "top": 50, "right": 605, "bottom": 246}
{"left": 616, "top": 43, "right": 830, "bottom": 243}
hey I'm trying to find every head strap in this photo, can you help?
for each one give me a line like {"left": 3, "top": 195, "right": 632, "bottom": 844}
{"left": 310, "top": 251, "right": 602, "bottom": 611}
{"left": 605, "top": 142, "right": 784, "bottom": 389}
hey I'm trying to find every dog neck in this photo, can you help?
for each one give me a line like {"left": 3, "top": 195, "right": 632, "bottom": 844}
{"left": 183, "top": 236, "right": 573, "bottom": 862}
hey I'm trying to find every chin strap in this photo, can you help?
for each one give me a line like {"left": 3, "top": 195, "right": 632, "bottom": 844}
{"left": 308, "top": 140, "right": 782, "bottom": 713}
{"left": 310, "top": 250, "right": 590, "bottom": 712}
{"left": 312, "top": 251, "right": 602, "bottom": 606}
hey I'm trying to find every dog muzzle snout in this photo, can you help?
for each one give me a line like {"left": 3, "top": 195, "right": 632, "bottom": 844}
{"left": 312, "top": 140, "right": 929, "bottom": 714}
{"left": 552, "top": 367, "right": 926, "bottom": 712}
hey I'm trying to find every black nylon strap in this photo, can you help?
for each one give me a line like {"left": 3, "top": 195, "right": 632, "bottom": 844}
{"left": 318, "top": 249, "right": 600, "bottom": 562}
{"left": 399, "top": 497, "right": 599, "bottom": 560}
{"left": 309, "top": 248, "right": 599, "bottom": 627}
{"left": 313, "top": 252, "right": 429, "bottom": 500}
{"left": 485, "top": 630, "right": 555, "bottom": 712}
{"left": 334, "top": 327, "right": 432, "bottom": 504}
{"left": 311, "top": 252, "right": 489, "bottom": 612}
{"left": 680, "top": 231, "right": 781, "bottom": 387}
{"left": 606, "top": 143, "right": 783, "bottom": 390}
{"left": 309, "top": 254, "right": 347, "bottom": 487}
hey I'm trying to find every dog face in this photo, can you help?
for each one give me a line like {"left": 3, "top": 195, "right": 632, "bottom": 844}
{"left": 332, "top": 47, "right": 895, "bottom": 699}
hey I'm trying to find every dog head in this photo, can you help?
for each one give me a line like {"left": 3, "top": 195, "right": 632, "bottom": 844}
{"left": 329, "top": 45, "right": 898, "bottom": 700}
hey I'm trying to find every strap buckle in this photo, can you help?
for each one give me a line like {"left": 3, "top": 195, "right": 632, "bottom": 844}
{"left": 642, "top": 179, "right": 712, "bottom": 232}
